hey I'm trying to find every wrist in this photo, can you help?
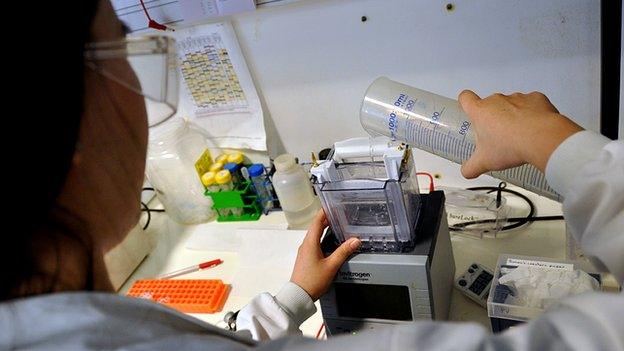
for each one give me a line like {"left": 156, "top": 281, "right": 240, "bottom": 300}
{"left": 521, "top": 113, "right": 583, "bottom": 172}
{"left": 545, "top": 130, "right": 611, "bottom": 196}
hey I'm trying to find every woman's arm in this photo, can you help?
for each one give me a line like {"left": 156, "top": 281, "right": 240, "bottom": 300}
{"left": 250, "top": 90, "right": 624, "bottom": 350}
{"left": 236, "top": 211, "right": 361, "bottom": 340}
{"left": 458, "top": 90, "right": 623, "bottom": 282}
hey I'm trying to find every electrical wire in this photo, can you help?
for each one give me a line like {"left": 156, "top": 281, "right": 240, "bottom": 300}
{"left": 449, "top": 215, "right": 565, "bottom": 231}
{"left": 140, "top": 187, "right": 165, "bottom": 230}
{"left": 142, "top": 208, "right": 165, "bottom": 212}
{"left": 449, "top": 182, "right": 564, "bottom": 232}
{"left": 416, "top": 172, "right": 435, "bottom": 192}
{"left": 140, "top": 201, "right": 151, "bottom": 230}
{"left": 469, "top": 183, "right": 535, "bottom": 231}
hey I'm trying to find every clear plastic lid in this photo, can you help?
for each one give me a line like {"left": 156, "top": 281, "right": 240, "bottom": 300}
{"left": 313, "top": 161, "right": 420, "bottom": 252}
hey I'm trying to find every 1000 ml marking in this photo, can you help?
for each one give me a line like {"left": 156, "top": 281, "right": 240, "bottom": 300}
{"left": 388, "top": 112, "right": 398, "bottom": 140}
{"left": 388, "top": 93, "right": 410, "bottom": 140}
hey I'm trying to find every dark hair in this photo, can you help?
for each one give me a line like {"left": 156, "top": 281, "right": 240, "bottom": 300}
{"left": 2, "top": 1, "right": 100, "bottom": 300}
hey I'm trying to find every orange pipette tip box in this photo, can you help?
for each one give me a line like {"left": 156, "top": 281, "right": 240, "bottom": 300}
{"left": 127, "top": 279, "right": 230, "bottom": 314}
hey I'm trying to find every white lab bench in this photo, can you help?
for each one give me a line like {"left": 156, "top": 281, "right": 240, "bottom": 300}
{"left": 120, "top": 186, "right": 568, "bottom": 337}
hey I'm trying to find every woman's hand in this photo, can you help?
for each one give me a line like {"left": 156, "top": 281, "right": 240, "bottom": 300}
{"left": 458, "top": 90, "right": 583, "bottom": 178}
{"left": 290, "top": 210, "right": 361, "bottom": 300}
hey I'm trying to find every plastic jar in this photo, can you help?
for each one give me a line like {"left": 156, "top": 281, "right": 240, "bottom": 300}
{"left": 272, "top": 154, "right": 320, "bottom": 229}
{"left": 146, "top": 118, "right": 215, "bottom": 224}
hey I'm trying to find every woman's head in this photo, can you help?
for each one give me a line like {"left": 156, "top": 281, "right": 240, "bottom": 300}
{"left": 3, "top": 0, "right": 149, "bottom": 299}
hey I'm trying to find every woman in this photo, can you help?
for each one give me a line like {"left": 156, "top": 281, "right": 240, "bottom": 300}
{"left": 1, "top": 1, "right": 622, "bottom": 350}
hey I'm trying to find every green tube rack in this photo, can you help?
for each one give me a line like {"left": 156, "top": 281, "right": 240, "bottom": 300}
{"left": 205, "top": 181, "right": 262, "bottom": 222}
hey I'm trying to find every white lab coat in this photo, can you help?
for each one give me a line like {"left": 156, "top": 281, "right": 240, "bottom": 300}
{"left": 0, "top": 131, "right": 622, "bottom": 350}
{"left": 237, "top": 131, "right": 624, "bottom": 347}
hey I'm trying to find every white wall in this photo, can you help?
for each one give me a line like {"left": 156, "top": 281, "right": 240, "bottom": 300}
{"left": 225, "top": 0, "right": 600, "bottom": 186}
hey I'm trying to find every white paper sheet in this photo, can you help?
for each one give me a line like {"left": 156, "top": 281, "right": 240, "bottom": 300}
{"left": 186, "top": 227, "right": 305, "bottom": 298}
{"left": 230, "top": 229, "right": 307, "bottom": 298}
{"left": 185, "top": 222, "right": 289, "bottom": 252}
{"left": 173, "top": 22, "right": 267, "bottom": 151}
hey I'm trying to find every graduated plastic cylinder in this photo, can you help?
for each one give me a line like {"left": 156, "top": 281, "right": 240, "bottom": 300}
{"left": 360, "top": 77, "right": 561, "bottom": 201}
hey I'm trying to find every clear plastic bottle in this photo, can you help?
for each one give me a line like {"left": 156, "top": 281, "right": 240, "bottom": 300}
{"left": 146, "top": 118, "right": 215, "bottom": 224}
{"left": 360, "top": 77, "right": 561, "bottom": 201}
{"left": 272, "top": 154, "right": 320, "bottom": 229}
{"left": 215, "top": 170, "right": 243, "bottom": 216}
{"left": 248, "top": 164, "right": 274, "bottom": 212}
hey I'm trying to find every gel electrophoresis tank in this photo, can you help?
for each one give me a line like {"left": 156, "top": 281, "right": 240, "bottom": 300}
{"left": 310, "top": 137, "right": 420, "bottom": 252}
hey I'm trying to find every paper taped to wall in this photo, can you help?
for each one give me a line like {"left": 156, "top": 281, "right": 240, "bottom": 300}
{"left": 174, "top": 22, "right": 267, "bottom": 150}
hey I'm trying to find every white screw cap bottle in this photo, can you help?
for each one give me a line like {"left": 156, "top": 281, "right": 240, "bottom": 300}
{"left": 272, "top": 154, "right": 320, "bottom": 229}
